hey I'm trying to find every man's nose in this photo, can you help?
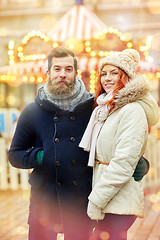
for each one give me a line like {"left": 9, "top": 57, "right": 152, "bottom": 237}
{"left": 60, "top": 69, "right": 66, "bottom": 78}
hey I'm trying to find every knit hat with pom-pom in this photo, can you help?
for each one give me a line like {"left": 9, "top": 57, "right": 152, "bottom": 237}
{"left": 100, "top": 49, "right": 140, "bottom": 78}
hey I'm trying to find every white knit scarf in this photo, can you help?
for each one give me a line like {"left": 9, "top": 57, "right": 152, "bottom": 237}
{"left": 79, "top": 91, "right": 113, "bottom": 167}
{"left": 39, "top": 77, "right": 88, "bottom": 111}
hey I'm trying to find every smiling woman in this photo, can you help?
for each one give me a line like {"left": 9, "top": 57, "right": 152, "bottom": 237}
{"left": 79, "top": 49, "right": 160, "bottom": 240}
{"left": 100, "top": 65, "right": 120, "bottom": 94}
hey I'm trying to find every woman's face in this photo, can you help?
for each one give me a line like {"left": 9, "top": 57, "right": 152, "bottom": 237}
{"left": 100, "top": 64, "right": 119, "bottom": 94}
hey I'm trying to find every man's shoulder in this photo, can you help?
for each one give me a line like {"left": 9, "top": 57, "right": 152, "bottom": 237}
{"left": 20, "top": 102, "right": 39, "bottom": 117}
{"left": 87, "top": 91, "right": 95, "bottom": 98}
{"left": 83, "top": 91, "right": 95, "bottom": 103}
{"left": 23, "top": 102, "right": 37, "bottom": 110}
{"left": 74, "top": 92, "right": 95, "bottom": 113}
{"left": 83, "top": 91, "right": 95, "bottom": 106}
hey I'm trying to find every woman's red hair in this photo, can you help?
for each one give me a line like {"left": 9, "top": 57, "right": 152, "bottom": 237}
{"left": 94, "top": 68, "right": 129, "bottom": 111}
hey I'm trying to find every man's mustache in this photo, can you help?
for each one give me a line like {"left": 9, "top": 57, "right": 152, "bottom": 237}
{"left": 51, "top": 79, "right": 70, "bottom": 85}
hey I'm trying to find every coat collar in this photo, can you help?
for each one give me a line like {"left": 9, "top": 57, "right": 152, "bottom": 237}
{"left": 113, "top": 75, "right": 150, "bottom": 111}
{"left": 35, "top": 91, "right": 94, "bottom": 114}
{"left": 109, "top": 75, "right": 159, "bottom": 126}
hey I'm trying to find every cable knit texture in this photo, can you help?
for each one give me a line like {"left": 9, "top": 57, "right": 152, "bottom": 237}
{"left": 38, "top": 77, "right": 90, "bottom": 111}
{"left": 100, "top": 49, "right": 140, "bottom": 78}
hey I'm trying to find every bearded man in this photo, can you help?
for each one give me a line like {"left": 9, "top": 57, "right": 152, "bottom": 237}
{"left": 8, "top": 47, "right": 95, "bottom": 240}
{"left": 8, "top": 47, "right": 149, "bottom": 240}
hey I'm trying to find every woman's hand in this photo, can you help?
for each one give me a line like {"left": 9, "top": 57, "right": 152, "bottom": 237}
{"left": 87, "top": 200, "right": 105, "bottom": 220}
{"left": 36, "top": 150, "right": 44, "bottom": 166}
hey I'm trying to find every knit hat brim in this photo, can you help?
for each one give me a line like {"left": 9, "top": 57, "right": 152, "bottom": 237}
{"left": 100, "top": 49, "right": 140, "bottom": 78}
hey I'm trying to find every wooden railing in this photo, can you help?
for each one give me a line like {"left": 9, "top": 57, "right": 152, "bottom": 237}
{"left": 143, "top": 134, "right": 160, "bottom": 188}
{"left": 0, "top": 138, "right": 30, "bottom": 190}
{"left": 0, "top": 134, "right": 160, "bottom": 190}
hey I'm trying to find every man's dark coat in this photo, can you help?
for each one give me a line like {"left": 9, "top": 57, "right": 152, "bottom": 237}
{"left": 8, "top": 93, "right": 94, "bottom": 228}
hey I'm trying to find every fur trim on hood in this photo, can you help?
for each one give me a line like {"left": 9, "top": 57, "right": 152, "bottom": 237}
{"left": 113, "top": 75, "right": 160, "bottom": 126}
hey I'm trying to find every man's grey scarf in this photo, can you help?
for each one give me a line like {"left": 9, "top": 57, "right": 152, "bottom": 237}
{"left": 38, "top": 77, "right": 90, "bottom": 111}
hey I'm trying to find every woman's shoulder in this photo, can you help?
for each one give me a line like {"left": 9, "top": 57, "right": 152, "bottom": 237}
{"left": 118, "top": 102, "right": 147, "bottom": 123}
{"left": 122, "top": 101, "right": 143, "bottom": 111}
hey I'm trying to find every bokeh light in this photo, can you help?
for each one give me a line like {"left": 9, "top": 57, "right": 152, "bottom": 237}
{"left": 149, "top": 191, "right": 160, "bottom": 211}
{"left": 100, "top": 231, "right": 110, "bottom": 240}
{"left": 16, "top": 226, "right": 27, "bottom": 235}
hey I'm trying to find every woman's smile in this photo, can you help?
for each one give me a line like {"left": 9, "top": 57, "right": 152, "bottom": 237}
{"left": 101, "top": 65, "right": 119, "bottom": 93}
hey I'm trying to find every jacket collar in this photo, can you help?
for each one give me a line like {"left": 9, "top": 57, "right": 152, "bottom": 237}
{"left": 113, "top": 75, "right": 150, "bottom": 111}
{"left": 109, "top": 75, "right": 159, "bottom": 126}
{"left": 35, "top": 92, "right": 94, "bottom": 114}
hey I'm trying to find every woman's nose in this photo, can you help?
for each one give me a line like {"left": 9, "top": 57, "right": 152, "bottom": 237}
{"left": 105, "top": 74, "right": 111, "bottom": 81}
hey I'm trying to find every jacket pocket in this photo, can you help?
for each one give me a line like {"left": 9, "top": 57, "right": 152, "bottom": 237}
{"left": 28, "top": 170, "right": 45, "bottom": 189}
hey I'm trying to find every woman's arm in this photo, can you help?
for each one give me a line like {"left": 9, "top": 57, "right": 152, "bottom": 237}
{"left": 89, "top": 102, "right": 148, "bottom": 209}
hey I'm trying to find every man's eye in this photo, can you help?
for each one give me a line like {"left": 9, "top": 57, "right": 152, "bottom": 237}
{"left": 54, "top": 67, "right": 60, "bottom": 71}
{"left": 66, "top": 68, "right": 72, "bottom": 71}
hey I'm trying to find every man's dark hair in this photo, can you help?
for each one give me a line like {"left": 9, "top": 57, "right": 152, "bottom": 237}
{"left": 48, "top": 46, "right": 77, "bottom": 72}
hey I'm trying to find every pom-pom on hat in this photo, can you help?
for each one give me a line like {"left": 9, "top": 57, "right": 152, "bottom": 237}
{"left": 100, "top": 49, "right": 140, "bottom": 78}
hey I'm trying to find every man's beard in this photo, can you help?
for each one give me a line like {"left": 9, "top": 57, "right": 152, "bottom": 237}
{"left": 47, "top": 77, "right": 75, "bottom": 98}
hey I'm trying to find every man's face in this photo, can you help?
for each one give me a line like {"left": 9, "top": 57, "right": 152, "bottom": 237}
{"left": 47, "top": 56, "right": 76, "bottom": 97}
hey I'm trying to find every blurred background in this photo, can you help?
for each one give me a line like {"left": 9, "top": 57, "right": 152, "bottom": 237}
{"left": 0, "top": 0, "right": 160, "bottom": 239}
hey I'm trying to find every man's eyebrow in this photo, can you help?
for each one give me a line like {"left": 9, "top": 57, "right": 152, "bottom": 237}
{"left": 52, "top": 65, "right": 73, "bottom": 68}
{"left": 53, "top": 65, "right": 60, "bottom": 68}
{"left": 66, "top": 65, "right": 73, "bottom": 68}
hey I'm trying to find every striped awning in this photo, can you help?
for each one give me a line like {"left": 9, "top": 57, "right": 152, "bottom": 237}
{"left": 47, "top": 5, "right": 107, "bottom": 42}
{"left": 0, "top": 58, "right": 160, "bottom": 77}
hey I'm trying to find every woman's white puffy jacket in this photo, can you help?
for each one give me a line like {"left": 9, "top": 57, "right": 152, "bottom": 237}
{"left": 88, "top": 75, "right": 159, "bottom": 219}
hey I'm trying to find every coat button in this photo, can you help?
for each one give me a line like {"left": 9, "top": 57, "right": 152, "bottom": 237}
{"left": 73, "top": 180, "right": 78, "bottom": 186}
{"left": 55, "top": 138, "right": 60, "bottom": 143}
{"left": 57, "top": 182, "right": 61, "bottom": 187}
{"left": 70, "top": 116, "right": 75, "bottom": 120}
{"left": 71, "top": 159, "right": 76, "bottom": 165}
{"left": 54, "top": 116, "right": 58, "bottom": 121}
{"left": 70, "top": 137, "right": 75, "bottom": 142}
{"left": 56, "top": 161, "right": 60, "bottom": 166}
